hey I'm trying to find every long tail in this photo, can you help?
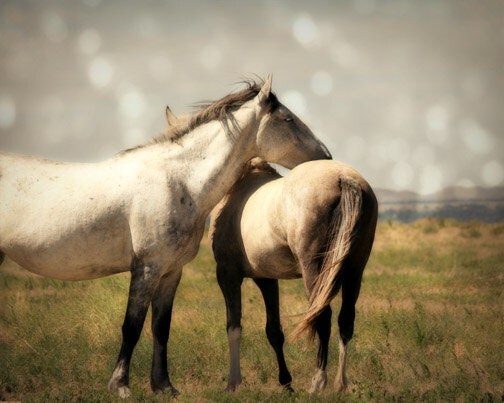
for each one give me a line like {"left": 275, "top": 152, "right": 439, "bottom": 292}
{"left": 292, "top": 177, "right": 362, "bottom": 341}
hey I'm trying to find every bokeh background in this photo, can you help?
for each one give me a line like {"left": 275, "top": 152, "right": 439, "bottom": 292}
{"left": 0, "top": 0, "right": 503, "bottom": 195}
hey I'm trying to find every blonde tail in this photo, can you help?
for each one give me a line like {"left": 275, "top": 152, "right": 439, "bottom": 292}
{"left": 292, "top": 177, "right": 362, "bottom": 341}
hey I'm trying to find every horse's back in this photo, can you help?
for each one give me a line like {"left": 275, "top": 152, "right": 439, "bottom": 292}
{"left": 296, "top": 159, "right": 378, "bottom": 229}
{"left": 0, "top": 152, "right": 127, "bottom": 228}
{"left": 286, "top": 160, "right": 375, "bottom": 202}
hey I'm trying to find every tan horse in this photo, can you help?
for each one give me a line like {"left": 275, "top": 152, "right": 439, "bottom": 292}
{"left": 210, "top": 158, "right": 378, "bottom": 393}
{"left": 0, "top": 76, "right": 331, "bottom": 398}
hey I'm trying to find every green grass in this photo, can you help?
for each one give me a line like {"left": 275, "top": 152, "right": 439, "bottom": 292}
{"left": 1, "top": 220, "right": 503, "bottom": 401}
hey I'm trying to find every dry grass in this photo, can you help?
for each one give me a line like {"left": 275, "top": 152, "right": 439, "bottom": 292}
{"left": 1, "top": 219, "right": 503, "bottom": 401}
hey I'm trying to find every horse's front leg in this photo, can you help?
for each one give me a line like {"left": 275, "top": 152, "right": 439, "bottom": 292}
{"left": 108, "top": 259, "right": 161, "bottom": 398}
{"left": 216, "top": 262, "right": 243, "bottom": 392}
{"left": 253, "top": 278, "right": 293, "bottom": 391}
{"left": 150, "top": 268, "right": 182, "bottom": 396}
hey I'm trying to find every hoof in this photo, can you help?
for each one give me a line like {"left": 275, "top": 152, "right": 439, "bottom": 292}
{"left": 283, "top": 384, "right": 295, "bottom": 393}
{"left": 309, "top": 369, "right": 327, "bottom": 394}
{"left": 108, "top": 378, "right": 131, "bottom": 399}
{"left": 171, "top": 386, "right": 180, "bottom": 397}
{"left": 226, "top": 380, "right": 242, "bottom": 392}
{"left": 335, "top": 374, "right": 348, "bottom": 393}
{"left": 117, "top": 386, "right": 131, "bottom": 399}
{"left": 335, "top": 381, "right": 348, "bottom": 393}
{"left": 108, "top": 362, "right": 130, "bottom": 398}
{"left": 153, "top": 382, "right": 180, "bottom": 397}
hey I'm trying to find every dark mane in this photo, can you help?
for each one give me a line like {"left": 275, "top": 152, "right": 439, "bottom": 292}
{"left": 156, "top": 79, "right": 279, "bottom": 143}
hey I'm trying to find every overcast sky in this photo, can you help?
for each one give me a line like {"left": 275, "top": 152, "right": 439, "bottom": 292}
{"left": 0, "top": 0, "right": 503, "bottom": 194}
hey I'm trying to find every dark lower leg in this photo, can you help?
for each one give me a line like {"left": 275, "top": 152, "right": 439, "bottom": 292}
{"left": 338, "top": 303, "right": 355, "bottom": 345}
{"left": 316, "top": 306, "right": 332, "bottom": 370}
{"left": 108, "top": 262, "right": 160, "bottom": 395}
{"left": 109, "top": 312, "right": 146, "bottom": 390}
{"left": 335, "top": 303, "right": 354, "bottom": 391}
{"left": 338, "top": 269, "right": 362, "bottom": 346}
{"left": 309, "top": 306, "right": 332, "bottom": 393}
{"left": 217, "top": 264, "right": 243, "bottom": 391}
{"left": 254, "top": 278, "right": 292, "bottom": 390}
{"left": 336, "top": 270, "right": 362, "bottom": 391}
{"left": 150, "top": 269, "right": 182, "bottom": 395}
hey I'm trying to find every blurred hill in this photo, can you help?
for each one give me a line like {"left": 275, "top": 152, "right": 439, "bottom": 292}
{"left": 375, "top": 186, "right": 504, "bottom": 222}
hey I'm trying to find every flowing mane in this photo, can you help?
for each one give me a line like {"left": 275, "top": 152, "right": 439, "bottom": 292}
{"left": 120, "top": 79, "right": 280, "bottom": 155}
{"left": 157, "top": 79, "right": 279, "bottom": 143}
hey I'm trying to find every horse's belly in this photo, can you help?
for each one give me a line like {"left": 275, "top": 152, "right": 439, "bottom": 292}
{"left": 245, "top": 246, "right": 301, "bottom": 280}
{"left": 11, "top": 255, "right": 129, "bottom": 281}
{"left": 7, "top": 248, "right": 130, "bottom": 281}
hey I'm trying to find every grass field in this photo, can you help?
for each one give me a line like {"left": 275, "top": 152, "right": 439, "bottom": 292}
{"left": 1, "top": 219, "right": 503, "bottom": 402}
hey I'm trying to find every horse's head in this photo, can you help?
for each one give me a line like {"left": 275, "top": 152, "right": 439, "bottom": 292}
{"left": 251, "top": 75, "right": 331, "bottom": 169}
{"left": 164, "top": 75, "right": 331, "bottom": 170}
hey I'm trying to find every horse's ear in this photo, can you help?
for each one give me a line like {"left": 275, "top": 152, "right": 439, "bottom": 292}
{"left": 165, "top": 106, "right": 178, "bottom": 126}
{"left": 257, "top": 74, "right": 273, "bottom": 105}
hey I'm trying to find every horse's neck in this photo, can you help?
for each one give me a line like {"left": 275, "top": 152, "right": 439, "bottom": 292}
{"left": 174, "top": 111, "right": 256, "bottom": 217}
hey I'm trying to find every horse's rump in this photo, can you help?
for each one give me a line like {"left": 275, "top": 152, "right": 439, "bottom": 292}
{"left": 292, "top": 176, "right": 364, "bottom": 340}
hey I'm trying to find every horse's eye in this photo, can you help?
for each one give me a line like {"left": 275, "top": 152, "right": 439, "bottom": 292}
{"left": 284, "top": 117, "right": 293, "bottom": 122}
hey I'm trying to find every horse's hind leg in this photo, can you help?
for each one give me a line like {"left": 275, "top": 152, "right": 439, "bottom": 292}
{"left": 150, "top": 268, "right": 182, "bottom": 396}
{"left": 254, "top": 278, "right": 293, "bottom": 391}
{"left": 108, "top": 259, "right": 161, "bottom": 398}
{"left": 216, "top": 262, "right": 243, "bottom": 391}
{"left": 309, "top": 305, "right": 332, "bottom": 393}
{"left": 335, "top": 266, "right": 363, "bottom": 392}
{"left": 0, "top": 251, "right": 4, "bottom": 266}
{"left": 299, "top": 262, "right": 333, "bottom": 394}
